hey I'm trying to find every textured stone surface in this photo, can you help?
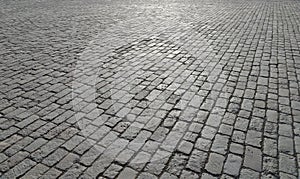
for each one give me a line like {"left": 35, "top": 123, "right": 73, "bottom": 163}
{"left": 0, "top": 0, "right": 300, "bottom": 178}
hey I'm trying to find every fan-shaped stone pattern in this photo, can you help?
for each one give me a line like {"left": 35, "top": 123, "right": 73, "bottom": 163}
{"left": 76, "top": 38, "right": 208, "bottom": 177}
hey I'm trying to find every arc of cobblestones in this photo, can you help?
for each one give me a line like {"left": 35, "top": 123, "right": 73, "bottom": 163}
{"left": 72, "top": 5, "right": 233, "bottom": 177}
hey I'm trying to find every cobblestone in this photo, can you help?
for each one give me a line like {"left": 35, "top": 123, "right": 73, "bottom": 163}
{"left": 117, "top": 167, "right": 138, "bottom": 179}
{"left": 21, "top": 163, "right": 49, "bottom": 179}
{"left": 1, "top": 159, "right": 36, "bottom": 179}
{"left": 279, "top": 136, "right": 294, "bottom": 155}
{"left": 1, "top": 0, "right": 300, "bottom": 177}
{"left": 211, "top": 134, "right": 229, "bottom": 155}
{"left": 279, "top": 153, "right": 297, "bottom": 176}
{"left": 177, "top": 140, "right": 193, "bottom": 154}
{"left": 40, "top": 168, "right": 62, "bottom": 179}
{"left": 56, "top": 152, "right": 80, "bottom": 170}
{"left": 244, "top": 146, "right": 262, "bottom": 172}
{"left": 60, "top": 163, "right": 86, "bottom": 179}
{"left": 223, "top": 154, "right": 242, "bottom": 176}
{"left": 262, "top": 156, "right": 278, "bottom": 177}
{"left": 205, "top": 153, "right": 225, "bottom": 175}
{"left": 240, "top": 169, "right": 260, "bottom": 179}
{"left": 42, "top": 147, "right": 68, "bottom": 167}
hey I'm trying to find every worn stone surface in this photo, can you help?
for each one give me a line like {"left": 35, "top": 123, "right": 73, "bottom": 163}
{"left": 244, "top": 146, "right": 262, "bottom": 172}
{"left": 223, "top": 154, "right": 242, "bottom": 176}
{"left": 0, "top": 0, "right": 300, "bottom": 178}
{"left": 205, "top": 153, "right": 225, "bottom": 175}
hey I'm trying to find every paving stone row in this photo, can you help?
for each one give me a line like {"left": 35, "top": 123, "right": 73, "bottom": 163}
{"left": 1, "top": 0, "right": 300, "bottom": 178}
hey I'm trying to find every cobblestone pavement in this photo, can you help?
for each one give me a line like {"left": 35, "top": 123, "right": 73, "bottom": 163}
{"left": 1, "top": 0, "right": 300, "bottom": 178}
